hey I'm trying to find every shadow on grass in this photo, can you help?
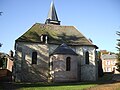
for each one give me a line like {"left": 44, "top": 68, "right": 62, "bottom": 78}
{"left": 1, "top": 74, "right": 120, "bottom": 90}
{"left": 0, "top": 82, "right": 96, "bottom": 90}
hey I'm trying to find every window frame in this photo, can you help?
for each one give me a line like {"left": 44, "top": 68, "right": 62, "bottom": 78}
{"left": 85, "top": 51, "right": 89, "bottom": 64}
{"left": 32, "top": 51, "right": 37, "bottom": 64}
{"left": 106, "top": 60, "right": 110, "bottom": 65}
{"left": 66, "top": 57, "right": 71, "bottom": 71}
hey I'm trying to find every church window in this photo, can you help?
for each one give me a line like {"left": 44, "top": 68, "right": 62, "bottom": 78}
{"left": 32, "top": 52, "right": 37, "bottom": 64}
{"left": 66, "top": 57, "right": 71, "bottom": 71}
{"left": 50, "top": 56, "right": 56, "bottom": 69}
{"left": 85, "top": 51, "right": 89, "bottom": 64}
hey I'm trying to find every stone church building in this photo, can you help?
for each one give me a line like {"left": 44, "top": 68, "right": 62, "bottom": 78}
{"left": 14, "top": 1, "right": 98, "bottom": 82}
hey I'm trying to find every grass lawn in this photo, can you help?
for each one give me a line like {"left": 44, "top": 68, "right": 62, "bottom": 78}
{"left": 15, "top": 82, "right": 96, "bottom": 90}
{"left": 2, "top": 74, "right": 118, "bottom": 90}
{"left": 116, "top": 84, "right": 120, "bottom": 90}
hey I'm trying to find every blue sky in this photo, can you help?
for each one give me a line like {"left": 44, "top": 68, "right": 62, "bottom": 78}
{"left": 0, "top": 0, "right": 120, "bottom": 53}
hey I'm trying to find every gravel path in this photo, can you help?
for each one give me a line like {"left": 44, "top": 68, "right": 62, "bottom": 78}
{"left": 86, "top": 74, "right": 120, "bottom": 90}
{"left": 86, "top": 82, "right": 120, "bottom": 90}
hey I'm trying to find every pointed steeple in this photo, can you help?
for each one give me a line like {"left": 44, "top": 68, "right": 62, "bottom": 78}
{"left": 45, "top": 1, "right": 60, "bottom": 25}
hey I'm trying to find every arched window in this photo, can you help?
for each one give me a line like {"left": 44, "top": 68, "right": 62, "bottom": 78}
{"left": 85, "top": 51, "right": 89, "bottom": 64}
{"left": 66, "top": 57, "right": 71, "bottom": 71}
{"left": 50, "top": 56, "right": 56, "bottom": 69}
{"left": 32, "top": 52, "right": 37, "bottom": 64}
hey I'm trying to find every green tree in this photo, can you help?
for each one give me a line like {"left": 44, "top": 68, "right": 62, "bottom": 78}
{"left": 0, "top": 43, "right": 3, "bottom": 67}
{"left": 97, "top": 51, "right": 104, "bottom": 77}
{"left": 0, "top": 43, "right": 2, "bottom": 47}
{"left": 0, "top": 58, "right": 3, "bottom": 67}
{"left": 116, "top": 31, "right": 120, "bottom": 72}
{"left": 0, "top": 55, "right": 7, "bottom": 68}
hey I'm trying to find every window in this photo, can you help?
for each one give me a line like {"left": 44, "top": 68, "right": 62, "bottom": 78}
{"left": 32, "top": 52, "right": 37, "bottom": 64}
{"left": 43, "top": 35, "right": 46, "bottom": 43}
{"left": 106, "top": 67, "right": 111, "bottom": 72}
{"left": 66, "top": 57, "right": 71, "bottom": 71}
{"left": 50, "top": 56, "right": 56, "bottom": 69}
{"left": 112, "top": 61, "right": 116, "bottom": 65}
{"left": 85, "top": 51, "right": 89, "bottom": 64}
{"left": 41, "top": 35, "right": 48, "bottom": 44}
{"left": 106, "top": 60, "right": 110, "bottom": 65}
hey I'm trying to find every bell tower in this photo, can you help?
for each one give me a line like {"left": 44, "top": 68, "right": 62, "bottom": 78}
{"left": 45, "top": 1, "right": 60, "bottom": 25}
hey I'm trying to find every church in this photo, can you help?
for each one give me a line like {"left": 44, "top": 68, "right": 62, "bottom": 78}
{"left": 14, "top": 1, "right": 98, "bottom": 82}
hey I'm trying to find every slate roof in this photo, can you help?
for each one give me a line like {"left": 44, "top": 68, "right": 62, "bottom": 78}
{"left": 45, "top": 1, "right": 60, "bottom": 25}
{"left": 47, "top": 1, "right": 59, "bottom": 22}
{"left": 16, "top": 23, "right": 98, "bottom": 48}
{"left": 101, "top": 54, "right": 117, "bottom": 60}
{"left": 52, "top": 43, "right": 78, "bottom": 55}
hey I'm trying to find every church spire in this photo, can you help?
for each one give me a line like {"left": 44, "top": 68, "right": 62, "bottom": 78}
{"left": 45, "top": 1, "right": 60, "bottom": 25}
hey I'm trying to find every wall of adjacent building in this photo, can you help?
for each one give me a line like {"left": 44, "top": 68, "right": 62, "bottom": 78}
{"left": 102, "top": 58, "right": 119, "bottom": 74}
{"left": 6, "top": 58, "right": 13, "bottom": 72}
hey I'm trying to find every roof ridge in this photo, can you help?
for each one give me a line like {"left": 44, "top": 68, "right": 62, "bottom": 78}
{"left": 36, "top": 23, "right": 75, "bottom": 27}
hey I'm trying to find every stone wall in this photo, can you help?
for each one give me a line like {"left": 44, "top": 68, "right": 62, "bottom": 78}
{"left": 81, "top": 65, "right": 97, "bottom": 81}
{"left": 80, "top": 46, "right": 98, "bottom": 81}
{"left": 49, "top": 44, "right": 98, "bottom": 81}
{"left": 14, "top": 43, "right": 98, "bottom": 82}
{"left": 14, "top": 42, "right": 49, "bottom": 82}
{"left": 50, "top": 55, "right": 78, "bottom": 82}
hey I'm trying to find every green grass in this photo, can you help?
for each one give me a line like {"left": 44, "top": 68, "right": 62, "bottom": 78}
{"left": 15, "top": 82, "right": 96, "bottom": 90}
{"left": 117, "top": 85, "right": 120, "bottom": 90}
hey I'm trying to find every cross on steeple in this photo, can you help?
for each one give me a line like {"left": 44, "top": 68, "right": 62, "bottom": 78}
{"left": 45, "top": 1, "right": 60, "bottom": 25}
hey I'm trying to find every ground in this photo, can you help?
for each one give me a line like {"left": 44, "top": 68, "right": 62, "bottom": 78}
{"left": 86, "top": 82, "right": 120, "bottom": 90}
{"left": 86, "top": 74, "right": 120, "bottom": 90}
{"left": 0, "top": 74, "right": 120, "bottom": 90}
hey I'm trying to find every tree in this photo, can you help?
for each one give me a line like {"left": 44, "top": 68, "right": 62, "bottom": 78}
{"left": 0, "top": 43, "right": 2, "bottom": 47}
{"left": 0, "top": 43, "right": 3, "bottom": 67}
{"left": 97, "top": 51, "right": 104, "bottom": 77}
{"left": 116, "top": 31, "right": 120, "bottom": 72}
{"left": 0, "top": 55, "right": 4, "bottom": 68}
{"left": 0, "top": 58, "right": 3, "bottom": 67}
{"left": 0, "top": 54, "right": 7, "bottom": 68}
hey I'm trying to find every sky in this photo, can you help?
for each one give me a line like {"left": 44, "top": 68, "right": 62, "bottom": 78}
{"left": 0, "top": 0, "right": 120, "bottom": 54}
